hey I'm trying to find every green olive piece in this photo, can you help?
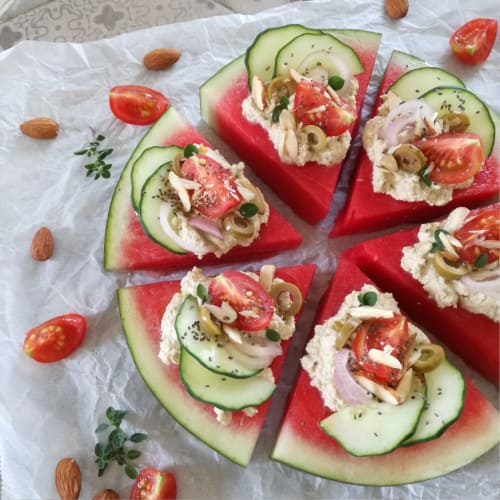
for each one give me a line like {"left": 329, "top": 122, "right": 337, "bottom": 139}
{"left": 413, "top": 343, "right": 445, "bottom": 373}
{"left": 223, "top": 212, "right": 255, "bottom": 237}
{"left": 270, "top": 282, "right": 303, "bottom": 317}
{"left": 393, "top": 144, "right": 427, "bottom": 174}
{"left": 442, "top": 112, "right": 470, "bottom": 133}
{"left": 266, "top": 76, "right": 296, "bottom": 101}
{"left": 171, "top": 151, "right": 183, "bottom": 176}
{"left": 302, "top": 125, "right": 327, "bottom": 152}
{"left": 199, "top": 305, "right": 222, "bottom": 337}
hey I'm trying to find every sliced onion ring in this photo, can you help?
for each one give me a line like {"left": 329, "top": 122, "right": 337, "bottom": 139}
{"left": 333, "top": 349, "right": 371, "bottom": 406}
{"left": 188, "top": 216, "right": 224, "bottom": 240}
{"left": 459, "top": 274, "right": 500, "bottom": 299}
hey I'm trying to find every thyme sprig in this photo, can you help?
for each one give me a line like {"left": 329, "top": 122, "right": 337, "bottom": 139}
{"left": 74, "top": 131, "right": 114, "bottom": 180}
{"left": 94, "top": 407, "right": 147, "bottom": 479}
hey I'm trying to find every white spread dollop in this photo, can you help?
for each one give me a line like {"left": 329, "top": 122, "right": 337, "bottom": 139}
{"left": 401, "top": 207, "right": 500, "bottom": 322}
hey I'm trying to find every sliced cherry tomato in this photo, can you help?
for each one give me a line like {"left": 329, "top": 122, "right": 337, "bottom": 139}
{"left": 109, "top": 85, "right": 169, "bottom": 125}
{"left": 293, "top": 80, "right": 356, "bottom": 137}
{"left": 180, "top": 154, "right": 241, "bottom": 218}
{"left": 23, "top": 313, "right": 86, "bottom": 363}
{"left": 414, "top": 133, "right": 484, "bottom": 185}
{"left": 208, "top": 271, "right": 273, "bottom": 331}
{"left": 130, "top": 467, "right": 176, "bottom": 500}
{"left": 351, "top": 315, "right": 410, "bottom": 386}
{"left": 450, "top": 18, "right": 498, "bottom": 65}
{"left": 455, "top": 206, "right": 500, "bottom": 265}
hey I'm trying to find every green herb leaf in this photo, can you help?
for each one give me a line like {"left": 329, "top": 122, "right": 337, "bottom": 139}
{"left": 196, "top": 283, "right": 211, "bottom": 304}
{"left": 106, "top": 407, "right": 128, "bottom": 427}
{"left": 266, "top": 328, "right": 280, "bottom": 342}
{"left": 272, "top": 106, "right": 284, "bottom": 123}
{"left": 129, "top": 432, "right": 148, "bottom": 443}
{"left": 358, "top": 291, "right": 377, "bottom": 306}
{"left": 73, "top": 149, "right": 88, "bottom": 156}
{"left": 109, "top": 428, "right": 127, "bottom": 449}
{"left": 125, "top": 465, "right": 138, "bottom": 479}
{"left": 183, "top": 143, "right": 199, "bottom": 158}
{"left": 239, "top": 203, "right": 259, "bottom": 218}
{"left": 430, "top": 229, "right": 450, "bottom": 253}
{"left": 328, "top": 75, "right": 345, "bottom": 91}
{"left": 75, "top": 133, "right": 114, "bottom": 181}
{"left": 279, "top": 95, "right": 290, "bottom": 108}
{"left": 420, "top": 167, "right": 432, "bottom": 187}
{"left": 95, "top": 423, "right": 109, "bottom": 433}
{"left": 127, "top": 449, "right": 141, "bottom": 460}
{"left": 474, "top": 253, "right": 488, "bottom": 268}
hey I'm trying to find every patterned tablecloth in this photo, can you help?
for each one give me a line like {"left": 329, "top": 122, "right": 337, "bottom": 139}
{"left": 0, "top": 0, "right": 294, "bottom": 50}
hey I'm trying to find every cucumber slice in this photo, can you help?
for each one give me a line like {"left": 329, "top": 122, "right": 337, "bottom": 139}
{"left": 179, "top": 348, "right": 276, "bottom": 411}
{"left": 175, "top": 295, "right": 261, "bottom": 378}
{"left": 320, "top": 376, "right": 426, "bottom": 457}
{"left": 420, "top": 86, "right": 495, "bottom": 157}
{"left": 404, "top": 358, "right": 465, "bottom": 446}
{"left": 138, "top": 163, "right": 187, "bottom": 254}
{"left": 274, "top": 32, "right": 364, "bottom": 85}
{"left": 245, "top": 24, "right": 320, "bottom": 87}
{"left": 131, "top": 145, "right": 182, "bottom": 211}
{"left": 387, "top": 67, "right": 465, "bottom": 101}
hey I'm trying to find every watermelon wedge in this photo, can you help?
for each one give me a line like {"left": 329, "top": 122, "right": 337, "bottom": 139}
{"left": 271, "top": 257, "right": 499, "bottom": 484}
{"left": 117, "top": 263, "right": 316, "bottom": 466}
{"left": 330, "top": 50, "right": 500, "bottom": 237}
{"left": 104, "top": 107, "right": 302, "bottom": 272}
{"left": 344, "top": 208, "right": 499, "bottom": 386}
{"left": 200, "top": 29, "right": 381, "bottom": 225}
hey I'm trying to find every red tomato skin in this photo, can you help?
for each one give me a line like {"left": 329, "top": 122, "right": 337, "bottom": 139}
{"left": 109, "top": 85, "right": 169, "bottom": 125}
{"left": 22, "top": 313, "right": 86, "bottom": 363}
{"left": 455, "top": 206, "right": 500, "bottom": 265}
{"left": 450, "top": 18, "right": 498, "bottom": 64}
{"left": 180, "top": 154, "right": 241, "bottom": 218}
{"left": 351, "top": 315, "right": 410, "bottom": 386}
{"left": 414, "top": 133, "right": 484, "bottom": 185}
{"left": 293, "top": 80, "right": 355, "bottom": 137}
{"left": 130, "top": 468, "right": 176, "bottom": 500}
{"left": 208, "top": 271, "right": 274, "bottom": 331}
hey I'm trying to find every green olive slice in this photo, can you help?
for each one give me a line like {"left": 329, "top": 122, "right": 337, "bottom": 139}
{"left": 199, "top": 305, "right": 222, "bottom": 337}
{"left": 270, "top": 282, "right": 303, "bottom": 317}
{"left": 171, "top": 151, "right": 183, "bottom": 176}
{"left": 301, "top": 125, "right": 327, "bottom": 152}
{"left": 442, "top": 112, "right": 470, "bottom": 133}
{"left": 393, "top": 144, "right": 426, "bottom": 173}
{"left": 266, "top": 76, "right": 296, "bottom": 101}
{"left": 433, "top": 252, "right": 469, "bottom": 280}
{"left": 223, "top": 212, "right": 255, "bottom": 237}
{"left": 413, "top": 343, "right": 445, "bottom": 373}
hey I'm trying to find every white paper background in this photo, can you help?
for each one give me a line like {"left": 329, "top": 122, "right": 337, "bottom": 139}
{"left": 1, "top": 0, "right": 499, "bottom": 498}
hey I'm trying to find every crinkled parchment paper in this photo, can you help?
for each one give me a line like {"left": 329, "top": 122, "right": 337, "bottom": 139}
{"left": 0, "top": 0, "right": 499, "bottom": 498}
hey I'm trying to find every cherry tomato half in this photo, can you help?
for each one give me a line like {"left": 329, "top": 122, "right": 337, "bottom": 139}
{"left": 450, "top": 18, "right": 498, "bottom": 65}
{"left": 23, "top": 313, "right": 86, "bottom": 363}
{"left": 351, "top": 315, "right": 410, "bottom": 386}
{"left": 130, "top": 468, "right": 176, "bottom": 500}
{"left": 208, "top": 271, "right": 274, "bottom": 331}
{"left": 109, "top": 85, "right": 169, "bottom": 125}
{"left": 455, "top": 205, "right": 500, "bottom": 266}
{"left": 414, "top": 133, "right": 484, "bottom": 185}
{"left": 180, "top": 154, "right": 242, "bottom": 219}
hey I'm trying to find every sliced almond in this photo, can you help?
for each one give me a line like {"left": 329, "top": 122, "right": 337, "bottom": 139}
{"left": 395, "top": 368, "right": 414, "bottom": 403}
{"left": 205, "top": 301, "right": 238, "bottom": 324}
{"left": 223, "top": 324, "right": 242, "bottom": 344}
{"left": 20, "top": 117, "right": 59, "bottom": 139}
{"left": 30, "top": 226, "right": 54, "bottom": 261}
{"left": 143, "top": 48, "right": 181, "bottom": 70}
{"left": 259, "top": 264, "right": 276, "bottom": 293}
{"left": 278, "top": 108, "right": 296, "bottom": 131}
{"left": 368, "top": 348, "right": 403, "bottom": 369}
{"left": 353, "top": 372, "right": 402, "bottom": 405}
{"left": 279, "top": 129, "right": 299, "bottom": 163}
{"left": 349, "top": 306, "right": 394, "bottom": 319}
{"left": 251, "top": 75, "right": 267, "bottom": 111}
{"left": 168, "top": 171, "right": 199, "bottom": 212}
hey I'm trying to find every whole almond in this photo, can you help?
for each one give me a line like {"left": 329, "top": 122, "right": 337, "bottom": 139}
{"left": 20, "top": 117, "right": 59, "bottom": 139}
{"left": 92, "top": 489, "right": 120, "bottom": 500}
{"left": 143, "top": 48, "right": 181, "bottom": 70}
{"left": 385, "top": 0, "right": 409, "bottom": 19}
{"left": 30, "top": 226, "right": 54, "bottom": 261}
{"left": 55, "top": 458, "right": 81, "bottom": 500}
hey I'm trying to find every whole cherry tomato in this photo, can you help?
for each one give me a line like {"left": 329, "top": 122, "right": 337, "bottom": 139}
{"left": 450, "top": 18, "right": 498, "bottom": 65}
{"left": 109, "top": 85, "right": 169, "bottom": 125}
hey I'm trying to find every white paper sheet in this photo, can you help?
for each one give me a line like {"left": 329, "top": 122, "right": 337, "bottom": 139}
{"left": 1, "top": 0, "right": 499, "bottom": 498}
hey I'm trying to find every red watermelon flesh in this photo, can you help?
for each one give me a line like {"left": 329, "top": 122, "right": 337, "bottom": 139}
{"left": 344, "top": 207, "right": 499, "bottom": 386}
{"left": 200, "top": 30, "right": 381, "bottom": 225}
{"left": 118, "top": 264, "right": 316, "bottom": 466}
{"left": 271, "top": 257, "right": 499, "bottom": 485}
{"left": 330, "top": 50, "right": 500, "bottom": 237}
{"left": 104, "top": 106, "right": 302, "bottom": 272}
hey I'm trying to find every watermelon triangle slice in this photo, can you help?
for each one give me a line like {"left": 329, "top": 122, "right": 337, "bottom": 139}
{"left": 117, "top": 263, "right": 316, "bottom": 466}
{"left": 343, "top": 206, "right": 499, "bottom": 386}
{"left": 200, "top": 29, "right": 381, "bottom": 225}
{"left": 330, "top": 50, "right": 500, "bottom": 237}
{"left": 271, "top": 257, "right": 499, "bottom": 485}
{"left": 104, "top": 106, "right": 302, "bottom": 272}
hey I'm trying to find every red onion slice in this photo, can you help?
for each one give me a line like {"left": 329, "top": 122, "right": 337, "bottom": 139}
{"left": 333, "top": 349, "right": 371, "bottom": 406}
{"left": 188, "top": 215, "right": 225, "bottom": 240}
{"left": 459, "top": 274, "right": 500, "bottom": 300}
